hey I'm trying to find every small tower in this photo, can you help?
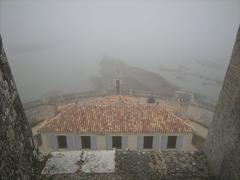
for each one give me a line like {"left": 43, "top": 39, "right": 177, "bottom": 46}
{"left": 175, "top": 91, "right": 192, "bottom": 118}
{"left": 113, "top": 72, "right": 122, "bottom": 95}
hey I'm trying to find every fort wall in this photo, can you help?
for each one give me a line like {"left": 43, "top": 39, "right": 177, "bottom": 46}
{"left": 204, "top": 26, "right": 240, "bottom": 180}
{"left": 0, "top": 36, "right": 37, "bottom": 180}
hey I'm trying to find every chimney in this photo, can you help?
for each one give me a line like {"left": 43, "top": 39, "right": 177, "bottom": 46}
{"left": 116, "top": 79, "right": 120, "bottom": 95}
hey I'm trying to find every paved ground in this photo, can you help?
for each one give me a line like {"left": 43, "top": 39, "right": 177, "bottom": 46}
{"left": 38, "top": 150, "right": 215, "bottom": 180}
{"left": 42, "top": 151, "right": 115, "bottom": 175}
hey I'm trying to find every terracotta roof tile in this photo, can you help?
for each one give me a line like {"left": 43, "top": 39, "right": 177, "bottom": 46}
{"left": 39, "top": 96, "right": 193, "bottom": 134}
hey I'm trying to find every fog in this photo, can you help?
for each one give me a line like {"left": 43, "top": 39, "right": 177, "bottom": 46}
{"left": 0, "top": 0, "right": 240, "bottom": 102}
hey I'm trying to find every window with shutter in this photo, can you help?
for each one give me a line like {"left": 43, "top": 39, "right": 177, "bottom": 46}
{"left": 167, "top": 136, "right": 177, "bottom": 149}
{"left": 81, "top": 136, "right": 91, "bottom": 149}
{"left": 57, "top": 135, "right": 67, "bottom": 149}
{"left": 112, "top": 136, "right": 122, "bottom": 149}
{"left": 143, "top": 136, "right": 153, "bottom": 149}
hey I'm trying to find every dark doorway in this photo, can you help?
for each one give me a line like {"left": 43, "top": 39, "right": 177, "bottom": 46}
{"left": 112, "top": 136, "right": 122, "bottom": 149}
{"left": 167, "top": 136, "right": 177, "bottom": 149}
{"left": 57, "top": 135, "right": 67, "bottom": 149}
{"left": 144, "top": 136, "right": 153, "bottom": 149}
{"left": 81, "top": 136, "right": 91, "bottom": 149}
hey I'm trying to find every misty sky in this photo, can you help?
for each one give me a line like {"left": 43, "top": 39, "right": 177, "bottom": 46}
{"left": 0, "top": 0, "right": 240, "bottom": 102}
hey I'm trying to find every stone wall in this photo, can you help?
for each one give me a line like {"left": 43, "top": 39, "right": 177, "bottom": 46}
{"left": 186, "top": 105, "right": 213, "bottom": 128}
{"left": 25, "top": 104, "right": 56, "bottom": 127}
{"left": 204, "top": 26, "right": 240, "bottom": 180}
{"left": 0, "top": 36, "right": 37, "bottom": 179}
{"left": 192, "top": 134, "right": 205, "bottom": 150}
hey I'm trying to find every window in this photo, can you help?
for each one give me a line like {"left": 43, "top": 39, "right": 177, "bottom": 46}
{"left": 112, "top": 136, "right": 122, "bottom": 149}
{"left": 57, "top": 135, "right": 67, "bottom": 149}
{"left": 143, "top": 136, "right": 153, "bottom": 149}
{"left": 167, "top": 136, "right": 177, "bottom": 149}
{"left": 81, "top": 136, "right": 91, "bottom": 149}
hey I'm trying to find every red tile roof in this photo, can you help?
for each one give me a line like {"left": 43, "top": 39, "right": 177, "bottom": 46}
{"left": 39, "top": 96, "right": 193, "bottom": 134}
